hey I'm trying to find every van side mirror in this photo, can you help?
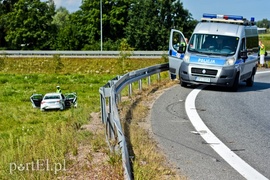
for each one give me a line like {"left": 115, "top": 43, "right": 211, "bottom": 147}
{"left": 178, "top": 44, "right": 186, "bottom": 53}
{"left": 240, "top": 49, "right": 248, "bottom": 61}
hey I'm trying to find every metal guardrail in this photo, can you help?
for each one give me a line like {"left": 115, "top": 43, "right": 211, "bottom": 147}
{"left": 0, "top": 50, "right": 165, "bottom": 58}
{"left": 99, "top": 63, "right": 169, "bottom": 179}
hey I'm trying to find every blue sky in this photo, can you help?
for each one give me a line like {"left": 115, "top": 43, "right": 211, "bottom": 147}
{"left": 50, "top": 0, "right": 269, "bottom": 21}
{"left": 181, "top": 0, "right": 269, "bottom": 21}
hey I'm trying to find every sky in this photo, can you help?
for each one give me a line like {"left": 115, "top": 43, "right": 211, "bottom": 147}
{"left": 41, "top": 0, "right": 81, "bottom": 13}
{"left": 180, "top": 0, "right": 269, "bottom": 21}
{"left": 50, "top": 0, "right": 269, "bottom": 21}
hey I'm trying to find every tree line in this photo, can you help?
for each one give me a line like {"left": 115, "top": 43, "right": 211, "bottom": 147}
{"left": 0, "top": 0, "right": 197, "bottom": 51}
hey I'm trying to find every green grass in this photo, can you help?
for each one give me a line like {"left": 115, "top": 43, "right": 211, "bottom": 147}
{"left": 0, "top": 56, "right": 167, "bottom": 179}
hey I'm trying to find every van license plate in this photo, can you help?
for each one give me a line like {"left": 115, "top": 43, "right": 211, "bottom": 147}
{"left": 195, "top": 77, "right": 210, "bottom": 82}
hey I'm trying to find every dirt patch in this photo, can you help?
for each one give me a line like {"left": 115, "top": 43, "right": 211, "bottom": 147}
{"left": 61, "top": 112, "right": 122, "bottom": 180}
{"left": 60, "top": 79, "right": 186, "bottom": 179}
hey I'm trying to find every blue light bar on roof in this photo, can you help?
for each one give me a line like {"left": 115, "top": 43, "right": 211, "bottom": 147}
{"left": 203, "top": 13, "right": 243, "bottom": 20}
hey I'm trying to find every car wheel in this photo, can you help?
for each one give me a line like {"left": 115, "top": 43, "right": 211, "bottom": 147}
{"left": 59, "top": 104, "right": 64, "bottom": 111}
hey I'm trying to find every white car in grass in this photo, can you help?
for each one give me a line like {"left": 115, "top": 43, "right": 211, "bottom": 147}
{"left": 30, "top": 92, "right": 77, "bottom": 111}
{"left": 40, "top": 93, "right": 66, "bottom": 111}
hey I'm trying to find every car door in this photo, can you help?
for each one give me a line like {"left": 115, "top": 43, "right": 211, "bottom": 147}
{"left": 169, "top": 29, "right": 186, "bottom": 78}
{"left": 30, "top": 94, "right": 43, "bottom": 108}
{"left": 64, "top": 93, "right": 77, "bottom": 108}
{"left": 61, "top": 94, "right": 66, "bottom": 109}
{"left": 238, "top": 38, "right": 256, "bottom": 81}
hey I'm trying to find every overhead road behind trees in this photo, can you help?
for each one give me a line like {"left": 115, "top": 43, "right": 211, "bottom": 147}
{"left": 0, "top": 51, "right": 166, "bottom": 59}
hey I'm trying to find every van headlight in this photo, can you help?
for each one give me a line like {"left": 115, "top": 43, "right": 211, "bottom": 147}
{"left": 225, "top": 57, "right": 235, "bottom": 65}
{"left": 184, "top": 54, "right": 190, "bottom": 63}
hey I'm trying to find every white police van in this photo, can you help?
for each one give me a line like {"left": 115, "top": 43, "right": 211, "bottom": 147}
{"left": 169, "top": 13, "right": 259, "bottom": 91}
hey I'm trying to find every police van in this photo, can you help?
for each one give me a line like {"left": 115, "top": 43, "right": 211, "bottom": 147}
{"left": 169, "top": 13, "right": 259, "bottom": 91}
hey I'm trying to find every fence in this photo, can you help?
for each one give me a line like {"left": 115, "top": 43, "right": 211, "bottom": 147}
{"left": 99, "top": 63, "right": 169, "bottom": 179}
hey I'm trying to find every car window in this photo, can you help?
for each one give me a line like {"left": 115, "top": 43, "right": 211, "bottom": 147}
{"left": 44, "top": 95, "right": 60, "bottom": 100}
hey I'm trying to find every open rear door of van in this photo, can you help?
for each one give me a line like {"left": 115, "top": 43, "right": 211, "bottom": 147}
{"left": 169, "top": 29, "right": 186, "bottom": 78}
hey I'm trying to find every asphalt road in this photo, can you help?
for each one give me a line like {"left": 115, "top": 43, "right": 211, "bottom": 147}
{"left": 151, "top": 69, "right": 270, "bottom": 180}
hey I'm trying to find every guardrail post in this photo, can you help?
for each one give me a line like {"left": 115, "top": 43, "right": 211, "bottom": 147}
{"left": 148, "top": 76, "right": 151, "bottom": 85}
{"left": 99, "top": 93, "right": 106, "bottom": 124}
{"left": 157, "top": 73, "right": 160, "bottom": 81}
{"left": 117, "top": 93, "right": 121, "bottom": 103}
{"left": 128, "top": 83, "right": 132, "bottom": 97}
{"left": 138, "top": 79, "right": 142, "bottom": 91}
{"left": 108, "top": 96, "right": 114, "bottom": 139}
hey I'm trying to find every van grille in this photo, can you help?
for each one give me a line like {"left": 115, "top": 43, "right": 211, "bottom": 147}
{"left": 191, "top": 68, "right": 218, "bottom": 77}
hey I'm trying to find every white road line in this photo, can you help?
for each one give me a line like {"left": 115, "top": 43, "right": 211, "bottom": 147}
{"left": 256, "top": 70, "right": 270, "bottom": 75}
{"left": 185, "top": 85, "right": 268, "bottom": 180}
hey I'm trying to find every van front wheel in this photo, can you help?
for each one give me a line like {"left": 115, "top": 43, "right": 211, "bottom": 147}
{"left": 246, "top": 74, "right": 254, "bottom": 87}
{"left": 231, "top": 73, "right": 239, "bottom": 92}
{"left": 180, "top": 80, "right": 187, "bottom": 87}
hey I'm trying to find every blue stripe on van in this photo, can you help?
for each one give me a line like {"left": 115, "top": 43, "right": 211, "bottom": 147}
{"left": 171, "top": 50, "right": 184, "bottom": 58}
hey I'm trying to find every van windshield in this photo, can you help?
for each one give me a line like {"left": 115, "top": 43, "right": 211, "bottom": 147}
{"left": 188, "top": 34, "right": 239, "bottom": 56}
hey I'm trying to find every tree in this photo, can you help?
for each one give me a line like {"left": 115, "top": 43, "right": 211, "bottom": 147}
{"left": 52, "top": 7, "right": 69, "bottom": 29}
{"left": 0, "top": 0, "right": 19, "bottom": 48}
{"left": 125, "top": 0, "right": 195, "bottom": 50}
{"left": 4, "top": 0, "right": 56, "bottom": 49}
{"left": 53, "top": 10, "right": 85, "bottom": 50}
{"left": 78, "top": 0, "right": 130, "bottom": 50}
{"left": 257, "top": 19, "right": 270, "bottom": 29}
{"left": 0, "top": 0, "right": 196, "bottom": 50}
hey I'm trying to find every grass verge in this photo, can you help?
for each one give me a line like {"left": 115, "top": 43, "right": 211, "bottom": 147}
{"left": 0, "top": 56, "right": 183, "bottom": 179}
{"left": 118, "top": 78, "right": 187, "bottom": 180}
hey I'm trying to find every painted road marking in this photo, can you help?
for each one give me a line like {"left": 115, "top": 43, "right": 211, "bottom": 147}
{"left": 185, "top": 85, "right": 268, "bottom": 180}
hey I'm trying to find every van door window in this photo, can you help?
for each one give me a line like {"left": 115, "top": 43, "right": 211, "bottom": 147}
{"left": 173, "top": 31, "right": 186, "bottom": 52}
{"left": 238, "top": 38, "right": 246, "bottom": 58}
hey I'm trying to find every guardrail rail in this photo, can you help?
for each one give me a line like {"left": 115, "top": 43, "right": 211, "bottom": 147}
{"left": 99, "top": 63, "right": 169, "bottom": 179}
{"left": 0, "top": 50, "right": 166, "bottom": 58}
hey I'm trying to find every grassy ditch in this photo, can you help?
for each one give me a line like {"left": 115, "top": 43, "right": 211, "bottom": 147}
{"left": 0, "top": 55, "right": 175, "bottom": 179}
{"left": 118, "top": 80, "right": 187, "bottom": 180}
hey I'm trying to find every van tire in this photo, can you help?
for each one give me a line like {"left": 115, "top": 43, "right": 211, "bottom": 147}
{"left": 231, "top": 73, "right": 239, "bottom": 92}
{"left": 180, "top": 80, "right": 187, "bottom": 87}
{"left": 246, "top": 74, "right": 254, "bottom": 87}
